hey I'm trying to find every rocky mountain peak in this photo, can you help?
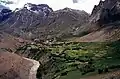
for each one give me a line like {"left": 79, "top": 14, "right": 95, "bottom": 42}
{"left": 23, "top": 3, "right": 53, "bottom": 16}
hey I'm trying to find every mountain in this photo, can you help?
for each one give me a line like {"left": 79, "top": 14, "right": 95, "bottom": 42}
{"left": 0, "top": 4, "right": 89, "bottom": 78}
{"left": 0, "top": 4, "right": 12, "bottom": 22}
{"left": 0, "top": 4, "right": 9, "bottom": 11}
{"left": 0, "top": 3, "right": 89, "bottom": 41}
{"left": 73, "top": 0, "right": 120, "bottom": 42}
{"left": 90, "top": 0, "right": 120, "bottom": 25}
{"left": 1, "top": 0, "right": 120, "bottom": 43}
{"left": 1, "top": 1, "right": 120, "bottom": 79}
{"left": 0, "top": 8, "right": 12, "bottom": 22}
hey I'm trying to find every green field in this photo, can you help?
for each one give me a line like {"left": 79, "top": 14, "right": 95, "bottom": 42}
{"left": 16, "top": 41, "right": 120, "bottom": 79}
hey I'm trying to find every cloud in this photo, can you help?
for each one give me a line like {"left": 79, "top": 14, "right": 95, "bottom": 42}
{"left": 7, "top": 0, "right": 101, "bottom": 13}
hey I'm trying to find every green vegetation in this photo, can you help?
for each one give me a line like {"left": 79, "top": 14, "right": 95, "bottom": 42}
{"left": 16, "top": 41, "right": 120, "bottom": 79}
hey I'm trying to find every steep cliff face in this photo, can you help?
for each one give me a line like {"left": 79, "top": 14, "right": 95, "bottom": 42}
{"left": 90, "top": 0, "right": 120, "bottom": 25}
{"left": 89, "top": 0, "right": 104, "bottom": 24}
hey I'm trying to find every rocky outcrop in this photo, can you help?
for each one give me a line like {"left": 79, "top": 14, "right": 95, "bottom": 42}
{"left": 3, "top": 3, "right": 53, "bottom": 18}
{"left": 90, "top": 0, "right": 120, "bottom": 25}
{"left": 23, "top": 3, "right": 53, "bottom": 16}
{"left": 0, "top": 51, "right": 40, "bottom": 79}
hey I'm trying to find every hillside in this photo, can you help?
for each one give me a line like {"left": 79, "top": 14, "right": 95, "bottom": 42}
{"left": 0, "top": 50, "right": 39, "bottom": 79}
{"left": 72, "top": 0, "right": 120, "bottom": 42}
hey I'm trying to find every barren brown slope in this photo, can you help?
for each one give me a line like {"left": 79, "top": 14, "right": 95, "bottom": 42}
{"left": 72, "top": 25, "right": 120, "bottom": 42}
{"left": 0, "top": 32, "right": 31, "bottom": 51}
{"left": 0, "top": 51, "right": 39, "bottom": 79}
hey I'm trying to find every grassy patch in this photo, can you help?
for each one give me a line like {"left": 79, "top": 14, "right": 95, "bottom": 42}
{"left": 16, "top": 41, "right": 120, "bottom": 79}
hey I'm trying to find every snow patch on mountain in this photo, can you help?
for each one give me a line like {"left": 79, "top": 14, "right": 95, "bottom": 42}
{"left": 23, "top": 3, "right": 53, "bottom": 16}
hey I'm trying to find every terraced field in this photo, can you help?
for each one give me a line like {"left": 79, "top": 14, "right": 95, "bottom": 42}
{"left": 15, "top": 41, "right": 120, "bottom": 79}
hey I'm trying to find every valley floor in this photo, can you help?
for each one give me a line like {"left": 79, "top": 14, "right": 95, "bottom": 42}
{"left": 15, "top": 41, "right": 120, "bottom": 79}
{"left": 81, "top": 70, "right": 120, "bottom": 79}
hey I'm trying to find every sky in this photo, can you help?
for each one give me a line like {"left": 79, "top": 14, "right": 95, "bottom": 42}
{"left": 5, "top": 0, "right": 101, "bottom": 13}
